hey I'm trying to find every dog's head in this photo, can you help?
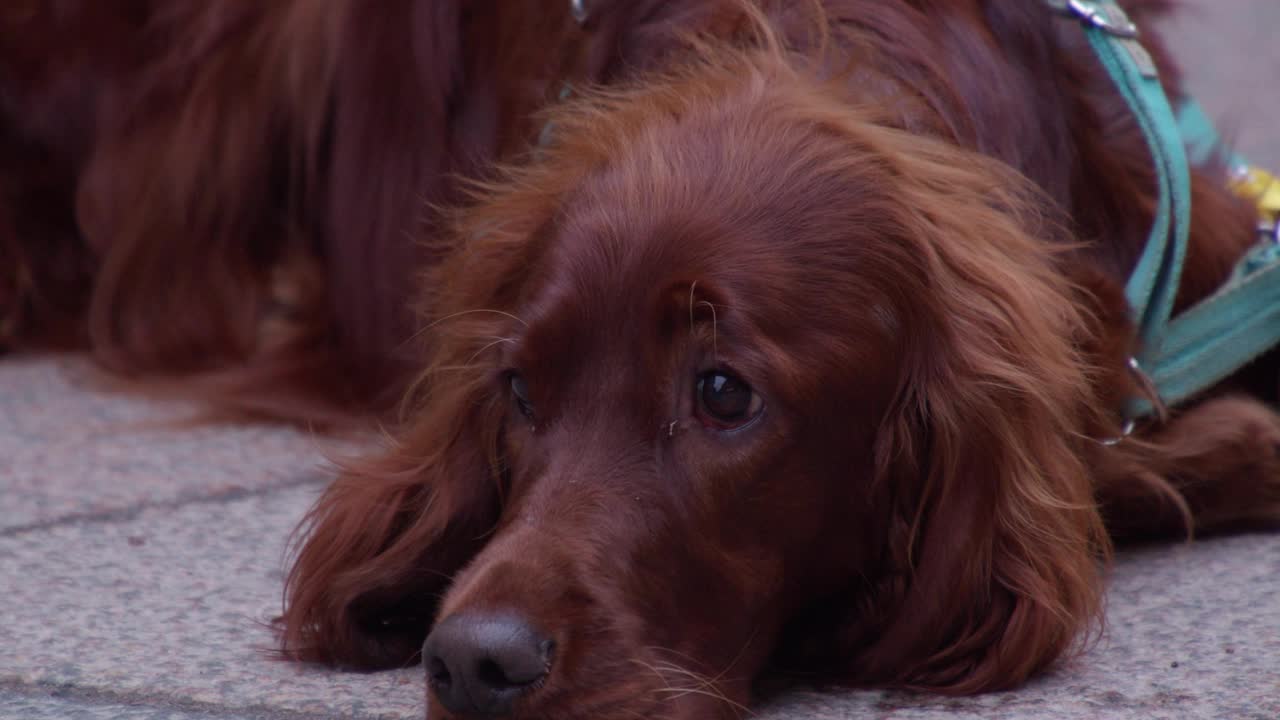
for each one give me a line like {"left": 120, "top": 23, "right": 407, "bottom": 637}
{"left": 283, "top": 43, "right": 1108, "bottom": 720}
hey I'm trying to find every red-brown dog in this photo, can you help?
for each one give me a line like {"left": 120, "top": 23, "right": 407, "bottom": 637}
{"left": 3, "top": 2, "right": 1278, "bottom": 719}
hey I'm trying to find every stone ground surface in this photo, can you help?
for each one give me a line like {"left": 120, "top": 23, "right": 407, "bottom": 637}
{"left": 2, "top": 3, "right": 1279, "bottom": 719}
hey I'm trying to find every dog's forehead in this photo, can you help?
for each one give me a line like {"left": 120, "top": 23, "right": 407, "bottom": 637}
{"left": 534, "top": 191, "right": 783, "bottom": 330}
{"left": 509, "top": 100, "right": 914, "bottom": 391}
{"left": 521, "top": 213, "right": 722, "bottom": 349}
{"left": 542, "top": 134, "right": 837, "bottom": 296}
{"left": 515, "top": 202, "right": 868, "bottom": 402}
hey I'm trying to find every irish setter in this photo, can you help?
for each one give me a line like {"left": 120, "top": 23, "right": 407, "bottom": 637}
{"left": 3, "top": 1, "right": 1279, "bottom": 719}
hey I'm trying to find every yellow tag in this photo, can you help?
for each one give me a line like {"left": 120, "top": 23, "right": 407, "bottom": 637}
{"left": 1232, "top": 166, "right": 1280, "bottom": 222}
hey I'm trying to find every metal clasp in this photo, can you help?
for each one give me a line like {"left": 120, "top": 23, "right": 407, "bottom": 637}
{"left": 570, "top": 0, "right": 589, "bottom": 25}
{"left": 1099, "top": 357, "right": 1163, "bottom": 446}
{"left": 1099, "top": 418, "right": 1136, "bottom": 447}
{"left": 1260, "top": 218, "right": 1280, "bottom": 245}
{"left": 1049, "top": 0, "right": 1140, "bottom": 39}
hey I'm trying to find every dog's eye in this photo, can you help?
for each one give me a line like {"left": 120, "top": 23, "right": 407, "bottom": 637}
{"left": 509, "top": 373, "right": 534, "bottom": 419}
{"left": 695, "top": 371, "right": 763, "bottom": 429}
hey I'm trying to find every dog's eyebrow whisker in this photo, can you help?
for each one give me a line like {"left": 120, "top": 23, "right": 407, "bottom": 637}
{"left": 465, "top": 337, "right": 516, "bottom": 365}
{"left": 399, "top": 308, "right": 529, "bottom": 349}
{"left": 428, "top": 364, "right": 487, "bottom": 373}
{"left": 688, "top": 280, "right": 699, "bottom": 337}
{"left": 431, "top": 308, "right": 529, "bottom": 329}
{"left": 697, "top": 300, "right": 719, "bottom": 363}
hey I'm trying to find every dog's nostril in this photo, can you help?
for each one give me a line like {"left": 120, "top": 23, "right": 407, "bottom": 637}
{"left": 422, "top": 612, "right": 553, "bottom": 716}
{"left": 427, "top": 656, "right": 452, "bottom": 689}
{"left": 477, "top": 657, "right": 525, "bottom": 688}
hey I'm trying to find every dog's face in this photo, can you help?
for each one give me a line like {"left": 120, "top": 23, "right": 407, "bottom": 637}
{"left": 426, "top": 108, "right": 912, "bottom": 718}
{"left": 417, "top": 57, "right": 1108, "bottom": 717}
{"left": 284, "top": 51, "right": 1108, "bottom": 720}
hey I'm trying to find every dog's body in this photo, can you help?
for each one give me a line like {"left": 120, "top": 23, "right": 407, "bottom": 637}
{"left": 3, "top": 2, "right": 1280, "bottom": 719}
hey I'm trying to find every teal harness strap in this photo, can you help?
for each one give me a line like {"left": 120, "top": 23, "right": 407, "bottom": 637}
{"left": 1055, "top": 0, "right": 1280, "bottom": 424}
{"left": 1151, "top": 243, "right": 1280, "bottom": 406}
{"left": 1052, "top": 1, "right": 1191, "bottom": 414}
{"left": 1152, "top": 96, "right": 1280, "bottom": 407}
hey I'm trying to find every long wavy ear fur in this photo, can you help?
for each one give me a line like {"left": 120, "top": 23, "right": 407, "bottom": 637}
{"left": 279, "top": 138, "right": 572, "bottom": 666}
{"left": 279, "top": 286, "right": 517, "bottom": 666}
{"left": 838, "top": 132, "right": 1111, "bottom": 692}
{"left": 279, "top": 389, "right": 504, "bottom": 668}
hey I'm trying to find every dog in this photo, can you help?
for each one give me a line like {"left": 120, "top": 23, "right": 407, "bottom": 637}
{"left": 3, "top": 2, "right": 1279, "bottom": 719}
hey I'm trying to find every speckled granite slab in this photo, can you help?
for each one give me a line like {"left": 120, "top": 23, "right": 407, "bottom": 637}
{"left": 0, "top": 356, "right": 339, "bottom": 534}
{"left": 1, "top": 485, "right": 424, "bottom": 719}
{"left": 1, "top": 1, "right": 1278, "bottom": 718}
{"left": 1, "top": 693, "right": 273, "bottom": 720}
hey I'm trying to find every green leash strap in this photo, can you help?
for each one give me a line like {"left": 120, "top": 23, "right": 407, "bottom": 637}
{"left": 1050, "top": 0, "right": 1192, "bottom": 415}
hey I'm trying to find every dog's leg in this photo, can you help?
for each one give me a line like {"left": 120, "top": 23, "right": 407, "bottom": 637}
{"left": 1095, "top": 395, "right": 1280, "bottom": 540}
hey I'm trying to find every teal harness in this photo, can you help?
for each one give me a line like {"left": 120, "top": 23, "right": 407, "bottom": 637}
{"left": 557, "top": 0, "right": 1278, "bottom": 431}
{"left": 1053, "top": 0, "right": 1280, "bottom": 434}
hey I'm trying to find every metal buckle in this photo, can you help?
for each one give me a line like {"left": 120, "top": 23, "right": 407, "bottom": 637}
{"left": 570, "top": 0, "right": 589, "bottom": 25}
{"left": 1099, "top": 357, "right": 1163, "bottom": 446}
{"left": 1260, "top": 218, "right": 1280, "bottom": 245}
{"left": 1049, "top": 0, "right": 1140, "bottom": 39}
{"left": 1099, "top": 418, "right": 1136, "bottom": 447}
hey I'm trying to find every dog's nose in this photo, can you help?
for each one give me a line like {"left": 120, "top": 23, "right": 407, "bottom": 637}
{"left": 423, "top": 612, "right": 553, "bottom": 716}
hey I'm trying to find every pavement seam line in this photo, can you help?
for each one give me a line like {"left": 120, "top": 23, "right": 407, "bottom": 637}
{"left": 0, "top": 472, "right": 332, "bottom": 539}
{"left": 0, "top": 676, "right": 410, "bottom": 720}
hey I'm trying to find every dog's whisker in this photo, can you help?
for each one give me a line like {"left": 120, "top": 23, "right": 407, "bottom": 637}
{"left": 464, "top": 337, "right": 516, "bottom": 365}
{"left": 431, "top": 308, "right": 529, "bottom": 330}
{"left": 698, "top": 300, "right": 719, "bottom": 363}
{"left": 632, "top": 654, "right": 752, "bottom": 719}
{"left": 714, "top": 629, "right": 759, "bottom": 684}
{"left": 652, "top": 685, "right": 751, "bottom": 717}
{"left": 398, "top": 308, "right": 529, "bottom": 349}
{"left": 422, "top": 364, "right": 490, "bottom": 374}
{"left": 688, "top": 280, "right": 700, "bottom": 337}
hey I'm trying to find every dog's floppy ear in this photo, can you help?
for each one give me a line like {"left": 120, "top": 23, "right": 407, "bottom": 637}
{"left": 279, "top": 153, "right": 570, "bottom": 668}
{"left": 841, "top": 137, "right": 1111, "bottom": 692}
{"left": 279, "top": 377, "right": 506, "bottom": 668}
